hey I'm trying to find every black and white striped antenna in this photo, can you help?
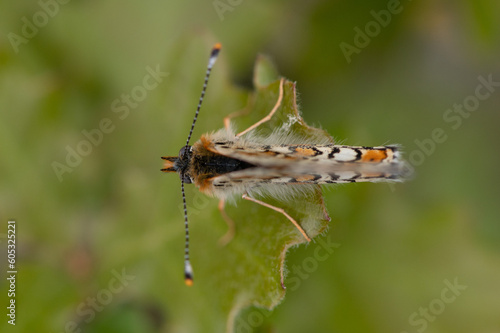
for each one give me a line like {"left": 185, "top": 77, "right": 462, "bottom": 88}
{"left": 182, "top": 43, "right": 221, "bottom": 286}
{"left": 185, "top": 43, "right": 221, "bottom": 147}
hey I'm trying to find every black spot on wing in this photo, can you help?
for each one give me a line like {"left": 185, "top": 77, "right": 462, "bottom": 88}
{"left": 347, "top": 173, "right": 361, "bottom": 182}
{"left": 311, "top": 147, "right": 323, "bottom": 156}
{"left": 328, "top": 173, "right": 340, "bottom": 181}
{"left": 328, "top": 147, "right": 340, "bottom": 159}
{"left": 354, "top": 148, "right": 362, "bottom": 161}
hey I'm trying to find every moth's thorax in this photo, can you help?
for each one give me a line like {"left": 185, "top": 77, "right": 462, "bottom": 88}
{"left": 189, "top": 139, "right": 254, "bottom": 191}
{"left": 173, "top": 146, "right": 190, "bottom": 171}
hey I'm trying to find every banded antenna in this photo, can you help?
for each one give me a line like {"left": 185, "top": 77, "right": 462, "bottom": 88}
{"left": 182, "top": 43, "right": 221, "bottom": 286}
{"left": 185, "top": 43, "right": 222, "bottom": 147}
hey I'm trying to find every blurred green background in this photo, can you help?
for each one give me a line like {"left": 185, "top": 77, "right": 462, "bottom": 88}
{"left": 1, "top": 0, "right": 500, "bottom": 332}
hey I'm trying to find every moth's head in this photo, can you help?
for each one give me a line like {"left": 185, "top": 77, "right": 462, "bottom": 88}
{"left": 161, "top": 145, "right": 193, "bottom": 183}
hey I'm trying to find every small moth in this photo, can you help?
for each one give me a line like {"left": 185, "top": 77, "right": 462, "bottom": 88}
{"left": 162, "top": 43, "right": 409, "bottom": 286}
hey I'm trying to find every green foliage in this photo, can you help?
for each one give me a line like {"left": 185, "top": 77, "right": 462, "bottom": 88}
{"left": 209, "top": 56, "right": 332, "bottom": 330}
{"left": 1, "top": 1, "right": 500, "bottom": 333}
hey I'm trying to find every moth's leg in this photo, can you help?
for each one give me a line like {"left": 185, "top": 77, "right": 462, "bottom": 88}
{"left": 236, "top": 78, "right": 285, "bottom": 138}
{"left": 218, "top": 199, "right": 235, "bottom": 246}
{"left": 241, "top": 193, "right": 311, "bottom": 242}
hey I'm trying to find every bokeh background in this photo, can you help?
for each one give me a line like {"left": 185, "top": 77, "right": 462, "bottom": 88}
{"left": 1, "top": 0, "right": 499, "bottom": 332}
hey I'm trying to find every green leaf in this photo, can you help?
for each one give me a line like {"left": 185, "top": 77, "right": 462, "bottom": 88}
{"left": 192, "top": 55, "right": 332, "bottom": 332}
{"left": 253, "top": 54, "right": 280, "bottom": 87}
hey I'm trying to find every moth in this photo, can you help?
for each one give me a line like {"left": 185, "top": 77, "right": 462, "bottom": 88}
{"left": 162, "top": 43, "right": 409, "bottom": 285}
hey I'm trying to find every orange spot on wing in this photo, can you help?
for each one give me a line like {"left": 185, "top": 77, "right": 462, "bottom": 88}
{"left": 295, "top": 175, "right": 315, "bottom": 182}
{"left": 361, "top": 149, "right": 387, "bottom": 162}
{"left": 264, "top": 150, "right": 278, "bottom": 156}
{"left": 294, "top": 147, "right": 316, "bottom": 156}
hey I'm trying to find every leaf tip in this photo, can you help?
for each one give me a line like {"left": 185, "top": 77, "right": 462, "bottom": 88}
{"left": 253, "top": 54, "right": 280, "bottom": 87}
